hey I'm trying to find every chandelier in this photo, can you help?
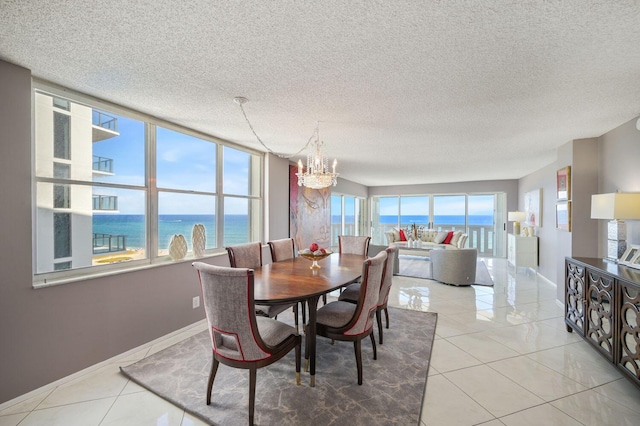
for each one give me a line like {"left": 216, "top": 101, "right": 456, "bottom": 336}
{"left": 234, "top": 96, "right": 339, "bottom": 189}
{"left": 296, "top": 133, "right": 339, "bottom": 189}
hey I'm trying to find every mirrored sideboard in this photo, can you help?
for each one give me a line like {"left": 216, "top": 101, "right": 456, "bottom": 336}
{"left": 565, "top": 257, "right": 640, "bottom": 389}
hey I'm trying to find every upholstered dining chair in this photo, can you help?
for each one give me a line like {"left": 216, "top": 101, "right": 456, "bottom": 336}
{"left": 192, "top": 262, "right": 301, "bottom": 426}
{"left": 268, "top": 238, "right": 306, "bottom": 327}
{"left": 338, "top": 235, "right": 371, "bottom": 255}
{"left": 310, "top": 250, "right": 387, "bottom": 385}
{"left": 226, "top": 242, "right": 297, "bottom": 325}
{"left": 338, "top": 246, "right": 398, "bottom": 344}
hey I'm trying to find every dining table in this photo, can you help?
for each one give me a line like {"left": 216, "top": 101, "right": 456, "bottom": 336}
{"left": 252, "top": 252, "right": 365, "bottom": 387}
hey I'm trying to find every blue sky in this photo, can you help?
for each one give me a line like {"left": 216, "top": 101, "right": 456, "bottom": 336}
{"left": 92, "top": 114, "right": 253, "bottom": 214}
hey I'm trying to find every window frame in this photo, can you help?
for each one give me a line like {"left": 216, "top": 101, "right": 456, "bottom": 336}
{"left": 32, "top": 81, "right": 264, "bottom": 288}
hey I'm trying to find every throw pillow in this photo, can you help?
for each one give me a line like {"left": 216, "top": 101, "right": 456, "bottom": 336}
{"left": 450, "top": 231, "right": 462, "bottom": 247}
{"left": 392, "top": 228, "right": 400, "bottom": 241}
{"left": 434, "top": 231, "right": 448, "bottom": 244}
{"left": 399, "top": 229, "right": 407, "bottom": 241}
{"left": 443, "top": 231, "right": 455, "bottom": 244}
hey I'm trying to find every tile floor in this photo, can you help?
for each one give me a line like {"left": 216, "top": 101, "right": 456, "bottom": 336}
{"left": 1, "top": 258, "right": 639, "bottom": 425}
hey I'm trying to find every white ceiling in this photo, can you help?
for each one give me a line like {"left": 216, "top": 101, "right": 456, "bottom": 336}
{"left": 2, "top": 1, "right": 640, "bottom": 187}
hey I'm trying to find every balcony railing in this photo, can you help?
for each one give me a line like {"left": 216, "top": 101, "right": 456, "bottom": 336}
{"left": 93, "top": 195, "right": 118, "bottom": 211}
{"left": 92, "top": 155, "right": 113, "bottom": 174}
{"left": 92, "top": 233, "right": 126, "bottom": 254}
{"left": 92, "top": 110, "right": 118, "bottom": 132}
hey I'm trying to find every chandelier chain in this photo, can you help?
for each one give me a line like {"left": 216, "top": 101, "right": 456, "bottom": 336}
{"left": 236, "top": 98, "right": 316, "bottom": 159}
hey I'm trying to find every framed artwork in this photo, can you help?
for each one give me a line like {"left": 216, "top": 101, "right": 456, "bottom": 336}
{"left": 557, "top": 166, "right": 571, "bottom": 200}
{"left": 556, "top": 201, "right": 571, "bottom": 231}
{"left": 620, "top": 245, "right": 640, "bottom": 268}
{"left": 629, "top": 251, "right": 640, "bottom": 270}
{"left": 524, "top": 188, "right": 542, "bottom": 227}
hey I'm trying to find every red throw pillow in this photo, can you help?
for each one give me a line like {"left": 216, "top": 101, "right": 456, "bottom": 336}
{"left": 399, "top": 229, "right": 407, "bottom": 241}
{"left": 443, "top": 231, "right": 455, "bottom": 244}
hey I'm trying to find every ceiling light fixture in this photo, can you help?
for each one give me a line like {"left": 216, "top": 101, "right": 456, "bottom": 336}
{"left": 234, "top": 97, "right": 339, "bottom": 189}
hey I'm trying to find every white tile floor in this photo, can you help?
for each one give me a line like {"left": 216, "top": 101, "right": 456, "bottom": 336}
{"left": 1, "top": 258, "right": 639, "bottom": 425}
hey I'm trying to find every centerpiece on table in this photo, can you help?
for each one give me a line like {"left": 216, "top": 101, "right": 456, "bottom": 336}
{"left": 298, "top": 242, "right": 333, "bottom": 269}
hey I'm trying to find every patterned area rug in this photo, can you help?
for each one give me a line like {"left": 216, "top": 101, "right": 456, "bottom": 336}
{"left": 399, "top": 256, "right": 495, "bottom": 286}
{"left": 120, "top": 307, "right": 437, "bottom": 426}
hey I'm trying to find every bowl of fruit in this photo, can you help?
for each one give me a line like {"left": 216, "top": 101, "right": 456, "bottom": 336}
{"left": 298, "top": 243, "right": 333, "bottom": 269}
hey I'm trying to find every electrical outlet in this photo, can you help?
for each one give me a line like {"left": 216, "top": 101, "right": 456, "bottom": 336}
{"left": 192, "top": 296, "right": 200, "bottom": 309}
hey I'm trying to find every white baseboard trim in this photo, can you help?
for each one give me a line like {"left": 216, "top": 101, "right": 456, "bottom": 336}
{"left": 0, "top": 319, "right": 207, "bottom": 411}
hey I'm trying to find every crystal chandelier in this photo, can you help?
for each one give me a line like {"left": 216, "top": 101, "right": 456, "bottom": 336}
{"left": 296, "top": 136, "right": 339, "bottom": 189}
{"left": 234, "top": 96, "right": 339, "bottom": 189}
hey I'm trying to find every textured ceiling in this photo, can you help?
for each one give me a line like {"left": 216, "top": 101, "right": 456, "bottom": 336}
{"left": 2, "top": 1, "right": 640, "bottom": 186}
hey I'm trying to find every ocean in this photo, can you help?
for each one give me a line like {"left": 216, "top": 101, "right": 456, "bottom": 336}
{"left": 93, "top": 214, "right": 247, "bottom": 250}
{"left": 335, "top": 215, "right": 494, "bottom": 226}
{"left": 94, "top": 213, "right": 494, "bottom": 252}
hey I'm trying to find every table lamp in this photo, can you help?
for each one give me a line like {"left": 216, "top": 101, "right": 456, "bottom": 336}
{"left": 508, "top": 211, "right": 526, "bottom": 235}
{"left": 591, "top": 192, "right": 640, "bottom": 260}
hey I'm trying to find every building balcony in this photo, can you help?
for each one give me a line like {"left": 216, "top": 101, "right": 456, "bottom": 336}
{"left": 92, "top": 155, "right": 114, "bottom": 175}
{"left": 93, "top": 195, "right": 118, "bottom": 211}
{"left": 92, "top": 233, "right": 126, "bottom": 254}
{"left": 92, "top": 110, "right": 120, "bottom": 142}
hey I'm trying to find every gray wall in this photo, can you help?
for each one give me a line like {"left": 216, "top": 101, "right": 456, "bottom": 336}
{"left": 266, "top": 154, "right": 291, "bottom": 240}
{"left": 0, "top": 60, "right": 291, "bottom": 404}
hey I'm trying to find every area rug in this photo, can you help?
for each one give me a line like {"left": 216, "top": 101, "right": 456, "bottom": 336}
{"left": 120, "top": 307, "right": 437, "bottom": 426}
{"left": 399, "top": 256, "right": 494, "bottom": 286}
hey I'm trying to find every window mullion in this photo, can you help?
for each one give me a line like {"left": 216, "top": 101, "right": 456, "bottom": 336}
{"left": 147, "top": 123, "right": 158, "bottom": 261}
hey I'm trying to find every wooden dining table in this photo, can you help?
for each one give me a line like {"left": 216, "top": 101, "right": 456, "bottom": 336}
{"left": 252, "top": 253, "right": 365, "bottom": 386}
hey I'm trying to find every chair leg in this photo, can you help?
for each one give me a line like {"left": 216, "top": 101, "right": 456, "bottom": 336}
{"left": 249, "top": 366, "right": 257, "bottom": 426}
{"left": 295, "top": 337, "right": 301, "bottom": 385}
{"left": 384, "top": 307, "right": 390, "bottom": 329}
{"left": 293, "top": 304, "right": 299, "bottom": 333}
{"left": 370, "top": 332, "right": 377, "bottom": 360}
{"left": 207, "top": 357, "right": 219, "bottom": 405}
{"left": 304, "top": 324, "right": 309, "bottom": 372}
{"left": 376, "top": 309, "right": 384, "bottom": 345}
{"left": 354, "top": 339, "right": 363, "bottom": 385}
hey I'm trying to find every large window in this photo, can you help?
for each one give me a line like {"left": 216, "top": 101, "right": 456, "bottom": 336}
{"left": 330, "top": 195, "right": 365, "bottom": 247}
{"left": 33, "top": 86, "right": 263, "bottom": 284}
{"left": 371, "top": 193, "right": 502, "bottom": 256}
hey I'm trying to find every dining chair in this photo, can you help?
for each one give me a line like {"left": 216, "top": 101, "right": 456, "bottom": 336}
{"left": 310, "top": 250, "right": 387, "bottom": 385}
{"left": 226, "top": 242, "right": 299, "bottom": 328}
{"left": 338, "top": 235, "right": 371, "bottom": 256}
{"left": 338, "top": 246, "right": 398, "bottom": 344}
{"left": 192, "top": 262, "right": 301, "bottom": 426}
{"left": 268, "top": 238, "right": 306, "bottom": 327}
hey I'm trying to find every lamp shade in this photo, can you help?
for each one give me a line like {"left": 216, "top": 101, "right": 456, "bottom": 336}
{"left": 590, "top": 193, "right": 640, "bottom": 220}
{"left": 508, "top": 211, "right": 526, "bottom": 222}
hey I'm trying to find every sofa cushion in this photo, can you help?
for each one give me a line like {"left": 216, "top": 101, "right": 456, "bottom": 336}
{"left": 450, "top": 231, "right": 462, "bottom": 247}
{"left": 391, "top": 228, "right": 400, "bottom": 241}
{"left": 443, "top": 231, "right": 455, "bottom": 244}
{"left": 434, "top": 231, "right": 448, "bottom": 244}
{"left": 420, "top": 229, "right": 437, "bottom": 242}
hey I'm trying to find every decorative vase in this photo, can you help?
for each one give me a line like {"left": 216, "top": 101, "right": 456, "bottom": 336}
{"left": 168, "top": 234, "right": 188, "bottom": 260}
{"left": 192, "top": 224, "right": 206, "bottom": 258}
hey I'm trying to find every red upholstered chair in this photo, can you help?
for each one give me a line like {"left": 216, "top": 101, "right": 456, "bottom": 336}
{"left": 339, "top": 246, "right": 398, "bottom": 344}
{"left": 226, "top": 242, "right": 297, "bottom": 325}
{"left": 311, "top": 250, "right": 387, "bottom": 385}
{"left": 192, "top": 262, "right": 301, "bottom": 425}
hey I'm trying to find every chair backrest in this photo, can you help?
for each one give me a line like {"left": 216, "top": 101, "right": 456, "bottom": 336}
{"left": 378, "top": 246, "right": 398, "bottom": 306}
{"left": 338, "top": 235, "right": 371, "bottom": 256}
{"left": 268, "top": 238, "right": 295, "bottom": 262}
{"left": 344, "top": 250, "right": 387, "bottom": 336}
{"left": 226, "top": 242, "right": 262, "bottom": 269}
{"left": 192, "top": 262, "right": 271, "bottom": 362}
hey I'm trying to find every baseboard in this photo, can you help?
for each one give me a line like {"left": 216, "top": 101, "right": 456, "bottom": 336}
{"left": 0, "top": 319, "right": 207, "bottom": 411}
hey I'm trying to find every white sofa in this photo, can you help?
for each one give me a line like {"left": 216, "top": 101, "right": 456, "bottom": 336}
{"left": 385, "top": 227, "right": 468, "bottom": 250}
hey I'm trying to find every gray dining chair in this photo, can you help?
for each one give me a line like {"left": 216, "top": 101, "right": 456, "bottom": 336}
{"left": 338, "top": 235, "right": 371, "bottom": 256}
{"left": 226, "top": 242, "right": 299, "bottom": 328}
{"left": 311, "top": 250, "right": 387, "bottom": 385}
{"left": 192, "top": 262, "right": 301, "bottom": 426}
{"left": 268, "top": 238, "right": 306, "bottom": 328}
{"left": 339, "top": 246, "right": 398, "bottom": 344}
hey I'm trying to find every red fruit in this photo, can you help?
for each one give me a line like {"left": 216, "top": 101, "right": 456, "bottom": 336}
{"left": 320, "top": 248, "right": 327, "bottom": 254}
{"left": 309, "top": 242, "right": 319, "bottom": 251}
